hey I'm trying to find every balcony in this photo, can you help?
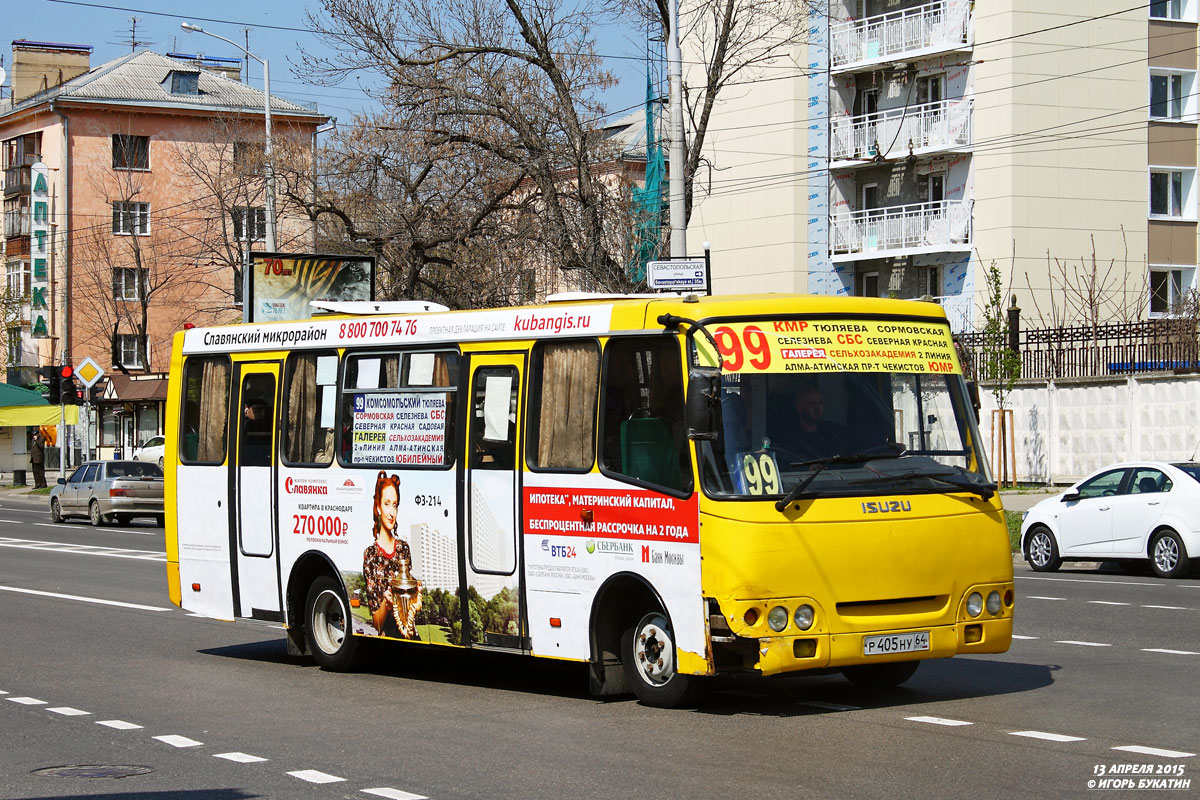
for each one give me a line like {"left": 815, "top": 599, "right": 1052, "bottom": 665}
{"left": 3, "top": 165, "right": 31, "bottom": 197}
{"left": 831, "top": 199, "right": 971, "bottom": 260}
{"left": 3, "top": 210, "right": 31, "bottom": 238}
{"left": 831, "top": 0, "right": 971, "bottom": 73}
{"left": 832, "top": 99, "right": 971, "bottom": 166}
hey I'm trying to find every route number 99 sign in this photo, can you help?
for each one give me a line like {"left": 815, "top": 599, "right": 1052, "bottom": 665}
{"left": 736, "top": 451, "right": 781, "bottom": 495}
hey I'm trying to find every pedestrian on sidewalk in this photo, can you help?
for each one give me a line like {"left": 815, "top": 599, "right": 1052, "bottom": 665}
{"left": 30, "top": 431, "right": 46, "bottom": 489}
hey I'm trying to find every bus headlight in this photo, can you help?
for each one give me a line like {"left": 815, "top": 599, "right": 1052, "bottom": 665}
{"left": 793, "top": 604, "right": 814, "bottom": 631}
{"left": 767, "top": 605, "right": 789, "bottom": 632}
{"left": 986, "top": 591, "right": 1002, "bottom": 615}
{"left": 966, "top": 592, "right": 983, "bottom": 617}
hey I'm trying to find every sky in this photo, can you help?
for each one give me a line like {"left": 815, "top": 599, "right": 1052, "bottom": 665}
{"left": 11, "top": 0, "right": 651, "bottom": 126}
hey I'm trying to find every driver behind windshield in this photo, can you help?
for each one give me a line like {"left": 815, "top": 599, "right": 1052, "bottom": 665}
{"left": 773, "top": 381, "right": 847, "bottom": 460}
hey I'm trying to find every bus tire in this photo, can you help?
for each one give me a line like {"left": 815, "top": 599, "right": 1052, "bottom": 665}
{"left": 842, "top": 660, "right": 920, "bottom": 689}
{"left": 621, "top": 611, "right": 694, "bottom": 708}
{"left": 304, "top": 575, "right": 361, "bottom": 672}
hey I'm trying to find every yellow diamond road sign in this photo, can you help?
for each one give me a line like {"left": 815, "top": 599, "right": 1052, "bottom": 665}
{"left": 75, "top": 356, "right": 105, "bottom": 389}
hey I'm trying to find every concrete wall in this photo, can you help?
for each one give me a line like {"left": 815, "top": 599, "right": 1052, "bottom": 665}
{"left": 980, "top": 372, "right": 1200, "bottom": 484}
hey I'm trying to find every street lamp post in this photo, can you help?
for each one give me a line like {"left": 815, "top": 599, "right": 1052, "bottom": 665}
{"left": 182, "top": 22, "right": 277, "bottom": 320}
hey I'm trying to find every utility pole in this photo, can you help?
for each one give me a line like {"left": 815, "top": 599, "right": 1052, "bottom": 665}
{"left": 667, "top": 0, "right": 686, "bottom": 257}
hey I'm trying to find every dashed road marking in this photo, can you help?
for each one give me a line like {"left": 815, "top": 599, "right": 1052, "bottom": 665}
{"left": 47, "top": 707, "right": 89, "bottom": 716}
{"left": 7, "top": 697, "right": 46, "bottom": 705}
{"left": 1087, "top": 600, "right": 1129, "bottom": 606}
{"left": 0, "top": 585, "right": 169, "bottom": 611}
{"left": 1054, "top": 640, "right": 1111, "bottom": 647}
{"left": 1113, "top": 745, "right": 1196, "bottom": 758}
{"left": 1141, "top": 648, "right": 1199, "bottom": 655}
{"left": 288, "top": 769, "right": 345, "bottom": 784}
{"left": 1009, "top": 730, "right": 1087, "bottom": 742}
{"left": 214, "top": 752, "right": 268, "bottom": 763}
{"left": 154, "top": 735, "right": 203, "bottom": 748}
{"left": 1026, "top": 596, "right": 1065, "bottom": 601}
{"left": 1143, "top": 605, "right": 1188, "bottom": 610}
{"left": 363, "top": 789, "right": 429, "bottom": 800}
{"left": 1011, "top": 635, "right": 1038, "bottom": 640}
{"left": 97, "top": 719, "right": 142, "bottom": 730}
{"left": 906, "top": 716, "right": 972, "bottom": 726}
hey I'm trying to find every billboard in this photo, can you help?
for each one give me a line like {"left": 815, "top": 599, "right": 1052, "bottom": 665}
{"left": 248, "top": 252, "right": 375, "bottom": 323}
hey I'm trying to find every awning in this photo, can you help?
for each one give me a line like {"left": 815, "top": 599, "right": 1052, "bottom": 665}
{"left": 0, "top": 405, "right": 80, "bottom": 426}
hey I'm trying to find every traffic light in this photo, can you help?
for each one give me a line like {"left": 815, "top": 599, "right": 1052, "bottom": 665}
{"left": 89, "top": 383, "right": 103, "bottom": 405}
{"left": 58, "top": 365, "right": 75, "bottom": 405}
{"left": 41, "top": 366, "right": 60, "bottom": 401}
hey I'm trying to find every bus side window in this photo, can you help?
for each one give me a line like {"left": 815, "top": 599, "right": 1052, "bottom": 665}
{"left": 600, "top": 337, "right": 690, "bottom": 492}
{"left": 526, "top": 340, "right": 599, "bottom": 471}
{"left": 180, "top": 356, "right": 231, "bottom": 464}
{"left": 282, "top": 352, "right": 337, "bottom": 466}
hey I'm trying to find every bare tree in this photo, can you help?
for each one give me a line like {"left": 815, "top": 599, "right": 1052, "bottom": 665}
{"left": 299, "top": 0, "right": 646, "bottom": 298}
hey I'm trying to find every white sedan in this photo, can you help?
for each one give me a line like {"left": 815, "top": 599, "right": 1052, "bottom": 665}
{"left": 1021, "top": 461, "right": 1198, "bottom": 579}
{"left": 133, "top": 435, "right": 165, "bottom": 468}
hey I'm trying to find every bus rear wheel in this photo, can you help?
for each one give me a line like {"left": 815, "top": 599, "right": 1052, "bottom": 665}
{"left": 621, "top": 611, "right": 694, "bottom": 708}
{"left": 304, "top": 576, "right": 361, "bottom": 671}
{"left": 842, "top": 660, "right": 920, "bottom": 689}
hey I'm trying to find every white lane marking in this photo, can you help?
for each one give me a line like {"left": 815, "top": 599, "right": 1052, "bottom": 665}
{"left": 97, "top": 720, "right": 142, "bottom": 730}
{"left": 154, "top": 735, "right": 203, "bottom": 748}
{"left": 0, "top": 585, "right": 169, "bottom": 611}
{"left": 1018, "top": 576, "right": 1160, "bottom": 587}
{"left": 1087, "top": 600, "right": 1129, "bottom": 606}
{"left": 1113, "top": 745, "right": 1196, "bottom": 758}
{"left": 1141, "top": 648, "right": 1200, "bottom": 655}
{"left": 29, "top": 523, "right": 158, "bottom": 537}
{"left": 214, "top": 752, "right": 268, "bottom": 763}
{"left": 1025, "top": 596, "right": 1065, "bottom": 601}
{"left": 1009, "top": 730, "right": 1087, "bottom": 743}
{"left": 363, "top": 789, "right": 429, "bottom": 800}
{"left": 1054, "top": 640, "right": 1111, "bottom": 647}
{"left": 0, "top": 690, "right": 8, "bottom": 695}
{"left": 1011, "top": 635, "right": 1039, "bottom": 640}
{"left": 800, "top": 700, "right": 861, "bottom": 711}
{"left": 905, "top": 716, "right": 972, "bottom": 727}
{"left": 47, "top": 707, "right": 90, "bottom": 716}
{"left": 288, "top": 770, "right": 346, "bottom": 784}
{"left": 0, "top": 537, "right": 164, "bottom": 558}
{"left": 7, "top": 697, "right": 46, "bottom": 705}
{"left": 1143, "top": 605, "right": 1189, "bottom": 610}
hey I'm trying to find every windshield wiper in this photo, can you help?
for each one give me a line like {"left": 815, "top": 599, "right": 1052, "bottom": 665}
{"left": 775, "top": 444, "right": 907, "bottom": 512}
{"left": 850, "top": 468, "right": 996, "bottom": 500}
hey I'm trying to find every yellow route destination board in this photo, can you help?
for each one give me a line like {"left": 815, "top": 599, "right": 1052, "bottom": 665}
{"left": 695, "top": 318, "right": 961, "bottom": 374}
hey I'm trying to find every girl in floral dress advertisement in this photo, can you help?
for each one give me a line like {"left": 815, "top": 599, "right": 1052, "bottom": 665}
{"left": 362, "top": 471, "right": 422, "bottom": 640}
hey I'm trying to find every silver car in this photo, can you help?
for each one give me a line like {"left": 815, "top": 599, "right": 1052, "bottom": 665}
{"left": 49, "top": 460, "right": 165, "bottom": 527}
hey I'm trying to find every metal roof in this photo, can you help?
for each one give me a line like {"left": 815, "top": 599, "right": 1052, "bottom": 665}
{"left": 1, "top": 50, "right": 324, "bottom": 120}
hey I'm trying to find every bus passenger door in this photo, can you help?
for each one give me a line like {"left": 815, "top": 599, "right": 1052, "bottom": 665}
{"left": 231, "top": 363, "right": 282, "bottom": 620}
{"left": 462, "top": 353, "right": 526, "bottom": 651}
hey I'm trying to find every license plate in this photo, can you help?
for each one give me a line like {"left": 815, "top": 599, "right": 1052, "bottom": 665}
{"left": 863, "top": 631, "right": 930, "bottom": 656}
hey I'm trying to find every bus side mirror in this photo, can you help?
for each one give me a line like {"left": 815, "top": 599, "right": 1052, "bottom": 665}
{"left": 686, "top": 366, "right": 721, "bottom": 441}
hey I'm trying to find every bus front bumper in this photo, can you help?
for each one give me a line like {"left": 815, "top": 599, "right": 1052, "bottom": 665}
{"left": 754, "top": 618, "right": 1012, "bottom": 677}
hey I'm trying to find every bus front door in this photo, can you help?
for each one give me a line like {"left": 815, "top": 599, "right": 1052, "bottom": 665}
{"left": 463, "top": 353, "right": 526, "bottom": 651}
{"left": 231, "top": 363, "right": 282, "bottom": 620}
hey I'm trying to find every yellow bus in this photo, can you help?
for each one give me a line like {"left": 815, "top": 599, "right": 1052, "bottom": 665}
{"left": 165, "top": 293, "right": 1012, "bottom": 707}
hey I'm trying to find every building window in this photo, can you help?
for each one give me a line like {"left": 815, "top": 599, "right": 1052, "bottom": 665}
{"left": 856, "top": 271, "right": 880, "bottom": 297}
{"left": 1150, "top": 267, "right": 1193, "bottom": 315}
{"left": 7, "top": 327, "right": 22, "bottom": 366}
{"left": 114, "top": 333, "right": 144, "bottom": 369}
{"left": 112, "top": 202, "right": 150, "bottom": 235}
{"left": 232, "top": 206, "right": 266, "bottom": 242}
{"left": 1150, "top": 0, "right": 1195, "bottom": 20}
{"left": 1150, "top": 70, "right": 1196, "bottom": 121}
{"left": 1149, "top": 168, "right": 1195, "bottom": 218}
{"left": 111, "top": 134, "right": 149, "bottom": 170}
{"left": 167, "top": 70, "right": 199, "bottom": 95}
{"left": 232, "top": 141, "right": 264, "bottom": 166}
{"left": 6, "top": 260, "right": 30, "bottom": 296}
{"left": 112, "top": 267, "right": 147, "bottom": 301}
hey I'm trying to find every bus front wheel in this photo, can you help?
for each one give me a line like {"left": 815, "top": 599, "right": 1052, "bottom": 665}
{"left": 842, "top": 660, "right": 920, "bottom": 689}
{"left": 304, "top": 576, "right": 361, "bottom": 672}
{"left": 621, "top": 611, "right": 694, "bottom": 708}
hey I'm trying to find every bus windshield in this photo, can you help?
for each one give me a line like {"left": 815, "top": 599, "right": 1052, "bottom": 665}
{"left": 694, "top": 319, "right": 993, "bottom": 501}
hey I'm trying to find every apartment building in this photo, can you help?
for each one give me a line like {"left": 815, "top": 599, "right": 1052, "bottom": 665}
{"left": 687, "top": 2, "right": 1192, "bottom": 330}
{"left": 1, "top": 40, "right": 327, "bottom": 455}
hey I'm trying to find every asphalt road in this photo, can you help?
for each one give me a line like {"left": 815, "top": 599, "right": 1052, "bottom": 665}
{"left": 0, "top": 490, "right": 1196, "bottom": 799}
